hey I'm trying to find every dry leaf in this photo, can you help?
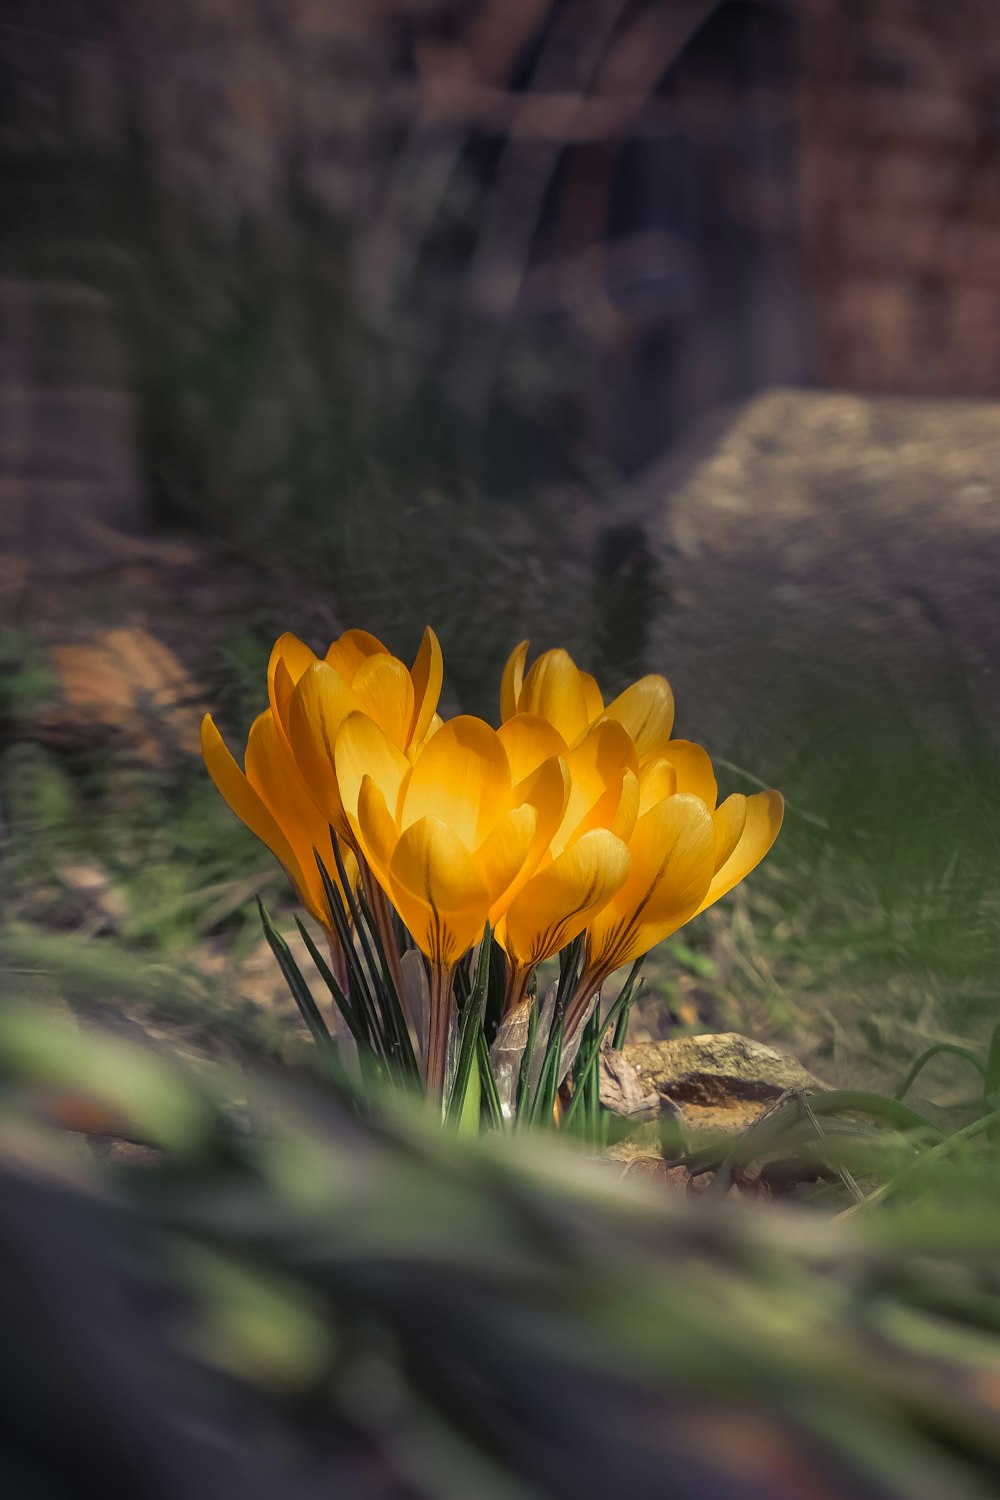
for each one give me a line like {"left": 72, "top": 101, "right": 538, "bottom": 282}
{"left": 48, "top": 626, "right": 205, "bottom": 763}
{"left": 598, "top": 1045, "right": 660, "bottom": 1120}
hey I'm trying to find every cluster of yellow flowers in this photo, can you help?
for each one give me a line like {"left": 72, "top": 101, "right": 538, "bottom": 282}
{"left": 202, "top": 628, "right": 782, "bottom": 1095}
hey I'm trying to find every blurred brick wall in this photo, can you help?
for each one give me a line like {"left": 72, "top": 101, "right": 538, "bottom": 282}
{"left": 798, "top": 0, "right": 1000, "bottom": 395}
{"left": 5, "top": 0, "right": 1000, "bottom": 443}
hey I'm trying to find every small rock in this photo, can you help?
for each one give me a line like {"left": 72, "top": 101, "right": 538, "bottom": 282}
{"left": 620, "top": 1032, "right": 825, "bottom": 1136}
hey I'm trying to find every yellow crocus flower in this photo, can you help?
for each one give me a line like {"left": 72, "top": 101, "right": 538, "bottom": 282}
{"left": 492, "top": 713, "right": 638, "bottom": 1006}
{"left": 335, "top": 711, "right": 569, "bottom": 1096}
{"left": 563, "top": 749, "right": 784, "bottom": 1042}
{"left": 268, "top": 625, "right": 443, "bottom": 838}
{"left": 650, "top": 739, "right": 785, "bottom": 921}
{"left": 200, "top": 708, "right": 358, "bottom": 939}
{"left": 501, "top": 640, "right": 675, "bottom": 764}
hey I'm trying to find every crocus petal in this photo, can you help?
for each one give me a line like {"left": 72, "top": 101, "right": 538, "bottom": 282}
{"left": 268, "top": 633, "right": 318, "bottom": 721}
{"left": 518, "top": 649, "right": 591, "bottom": 745}
{"left": 244, "top": 710, "right": 345, "bottom": 921}
{"left": 664, "top": 739, "right": 718, "bottom": 808}
{"left": 355, "top": 774, "right": 400, "bottom": 886}
{"left": 410, "top": 626, "right": 443, "bottom": 744}
{"left": 580, "top": 671, "right": 604, "bottom": 725}
{"left": 287, "top": 662, "right": 362, "bottom": 833}
{"left": 637, "top": 757, "right": 677, "bottom": 815}
{"left": 610, "top": 768, "right": 640, "bottom": 843}
{"left": 335, "top": 711, "right": 412, "bottom": 824}
{"left": 499, "top": 754, "right": 572, "bottom": 915}
{"left": 270, "top": 657, "right": 297, "bottom": 746}
{"left": 604, "top": 675, "right": 675, "bottom": 762}
{"left": 244, "top": 710, "right": 313, "bottom": 831}
{"left": 503, "top": 829, "right": 630, "bottom": 969}
{"left": 325, "top": 628, "right": 388, "bottom": 682}
{"left": 351, "top": 653, "right": 415, "bottom": 750}
{"left": 500, "top": 639, "right": 529, "bottom": 721}
{"left": 388, "top": 816, "right": 490, "bottom": 966}
{"left": 400, "top": 715, "right": 511, "bottom": 849}
{"left": 697, "top": 790, "right": 784, "bottom": 914}
{"left": 497, "top": 713, "right": 567, "bottom": 784}
{"left": 586, "top": 793, "right": 715, "bottom": 976}
{"left": 556, "top": 718, "right": 638, "bottom": 850}
{"left": 424, "top": 712, "right": 443, "bottom": 739}
{"left": 473, "top": 804, "right": 538, "bottom": 922}
{"left": 712, "top": 793, "right": 747, "bottom": 873}
{"left": 201, "top": 714, "right": 299, "bottom": 883}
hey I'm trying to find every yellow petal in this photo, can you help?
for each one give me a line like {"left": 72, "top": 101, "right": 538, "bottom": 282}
{"left": 500, "top": 639, "right": 529, "bottom": 720}
{"left": 270, "top": 657, "right": 297, "bottom": 746}
{"left": 664, "top": 739, "right": 718, "bottom": 808}
{"left": 586, "top": 793, "right": 715, "bottom": 976}
{"left": 356, "top": 774, "right": 400, "bottom": 885}
{"left": 400, "top": 715, "right": 510, "bottom": 850}
{"left": 637, "top": 757, "right": 677, "bottom": 815}
{"left": 512, "top": 751, "right": 570, "bottom": 817}
{"left": 499, "top": 754, "right": 572, "bottom": 916}
{"left": 268, "top": 633, "right": 318, "bottom": 719}
{"left": 497, "top": 713, "right": 567, "bottom": 784}
{"left": 388, "top": 816, "right": 490, "bottom": 966}
{"left": 610, "top": 768, "right": 640, "bottom": 842}
{"left": 557, "top": 718, "right": 638, "bottom": 850}
{"left": 410, "top": 626, "right": 443, "bottom": 744}
{"left": 201, "top": 714, "right": 299, "bottom": 881}
{"left": 244, "top": 710, "right": 311, "bottom": 829}
{"left": 425, "top": 712, "right": 443, "bottom": 738}
{"left": 518, "top": 649, "right": 591, "bottom": 745}
{"left": 580, "top": 670, "right": 604, "bottom": 724}
{"left": 325, "top": 628, "right": 389, "bottom": 683}
{"left": 697, "top": 790, "right": 783, "bottom": 914}
{"left": 335, "top": 711, "right": 412, "bottom": 824}
{"left": 712, "top": 793, "right": 747, "bottom": 873}
{"left": 351, "top": 653, "right": 415, "bottom": 749}
{"left": 604, "top": 675, "right": 675, "bottom": 761}
{"left": 287, "top": 662, "right": 362, "bottom": 833}
{"left": 503, "top": 829, "right": 630, "bottom": 969}
{"left": 472, "top": 804, "right": 537, "bottom": 922}
{"left": 241, "top": 711, "right": 342, "bottom": 923}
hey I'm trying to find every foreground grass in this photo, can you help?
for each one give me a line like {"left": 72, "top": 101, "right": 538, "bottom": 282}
{"left": 2, "top": 992, "right": 1000, "bottom": 1499}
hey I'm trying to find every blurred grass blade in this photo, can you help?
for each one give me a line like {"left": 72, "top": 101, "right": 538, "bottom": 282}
{"left": 894, "top": 1042, "right": 986, "bottom": 1102}
{"left": 984, "top": 1022, "right": 1000, "bottom": 1105}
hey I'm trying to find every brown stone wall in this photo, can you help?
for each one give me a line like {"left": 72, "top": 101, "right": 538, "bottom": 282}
{"left": 797, "top": 0, "right": 1000, "bottom": 394}
{"left": 7, "top": 0, "right": 1000, "bottom": 452}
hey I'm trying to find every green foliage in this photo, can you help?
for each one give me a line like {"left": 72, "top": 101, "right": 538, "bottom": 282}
{"left": 2, "top": 995, "right": 1000, "bottom": 1498}
{"left": 0, "top": 629, "right": 57, "bottom": 728}
{"left": 768, "top": 693, "right": 1000, "bottom": 984}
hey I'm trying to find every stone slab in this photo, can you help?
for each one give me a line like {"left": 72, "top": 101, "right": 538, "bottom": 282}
{"left": 637, "top": 388, "right": 1000, "bottom": 749}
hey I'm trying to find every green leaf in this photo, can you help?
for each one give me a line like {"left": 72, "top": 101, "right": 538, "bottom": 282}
{"left": 258, "top": 898, "right": 336, "bottom": 1057}
{"left": 447, "top": 926, "right": 492, "bottom": 1125}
